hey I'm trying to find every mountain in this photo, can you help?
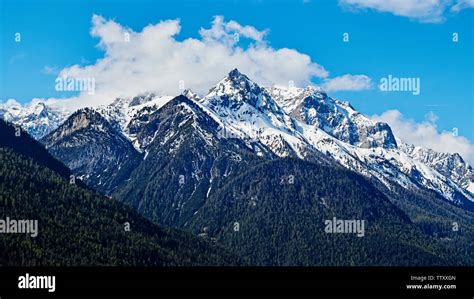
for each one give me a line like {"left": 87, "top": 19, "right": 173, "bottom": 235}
{"left": 14, "top": 70, "right": 473, "bottom": 209}
{"left": 267, "top": 85, "right": 473, "bottom": 207}
{"left": 114, "top": 95, "right": 275, "bottom": 228}
{"left": 35, "top": 69, "right": 474, "bottom": 265}
{"left": 267, "top": 85, "right": 397, "bottom": 149}
{"left": 41, "top": 108, "right": 142, "bottom": 195}
{"left": 0, "top": 119, "right": 239, "bottom": 266}
{"left": 185, "top": 158, "right": 473, "bottom": 266}
{"left": 0, "top": 116, "right": 72, "bottom": 179}
{"left": 92, "top": 93, "right": 174, "bottom": 150}
{"left": 0, "top": 99, "right": 70, "bottom": 139}
{"left": 399, "top": 140, "right": 474, "bottom": 194}
{"left": 201, "top": 69, "right": 325, "bottom": 162}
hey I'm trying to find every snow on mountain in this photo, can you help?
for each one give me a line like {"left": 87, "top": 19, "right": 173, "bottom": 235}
{"left": 266, "top": 83, "right": 473, "bottom": 203}
{"left": 92, "top": 93, "right": 174, "bottom": 150}
{"left": 197, "top": 70, "right": 473, "bottom": 204}
{"left": 41, "top": 107, "right": 143, "bottom": 195}
{"left": 0, "top": 99, "right": 70, "bottom": 139}
{"left": 398, "top": 140, "right": 474, "bottom": 194}
{"left": 182, "top": 89, "right": 201, "bottom": 102}
{"left": 268, "top": 85, "right": 474, "bottom": 203}
{"left": 9, "top": 68, "right": 473, "bottom": 206}
{"left": 329, "top": 134, "right": 473, "bottom": 203}
{"left": 201, "top": 68, "right": 320, "bottom": 160}
{"left": 268, "top": 85, "right": 398, "bottom": 149}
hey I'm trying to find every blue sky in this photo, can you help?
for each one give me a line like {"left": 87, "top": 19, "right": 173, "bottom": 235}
{"left": 1, "top": 0, "right": 473, "bottom": 151}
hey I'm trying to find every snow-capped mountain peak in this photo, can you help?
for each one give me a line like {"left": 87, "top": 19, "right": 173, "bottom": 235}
{"left": 182, "top": 89, "right": 201, "bottom": 102}
{"left": 266, "top": 85, "right": 326, "bottom": 112}
{"left": 206, "top": 68, "right": 267, "bottom": 107}
{"left": 0, "top": 99, "right": 71, "bottom": 139}
{"left": 268, "top": 85, "right": 398, "bottom": 150}
{"left": 202, "top": 69, "right": 317, "bottom": 159}
{"left": 398, "top": 140, "right": 474, "bottom": 194}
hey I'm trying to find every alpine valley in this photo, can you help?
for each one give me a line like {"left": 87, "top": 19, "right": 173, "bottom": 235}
{"left": 2, "top": 69, "right": 474, "bottom": 266}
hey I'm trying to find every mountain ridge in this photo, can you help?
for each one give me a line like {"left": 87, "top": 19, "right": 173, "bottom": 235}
{"left": 4, "top": 69, "right": 473, "bottom": 206}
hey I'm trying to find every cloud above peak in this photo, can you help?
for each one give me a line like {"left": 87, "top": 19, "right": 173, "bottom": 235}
{"left": 52, "top": 15, "right": 336, "bottom": 109}
{"left": 42, "top": 15, "right": 370, "bottom": 110}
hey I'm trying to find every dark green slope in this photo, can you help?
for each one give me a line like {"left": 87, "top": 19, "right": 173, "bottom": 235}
{"left": 0, "top": 118, "right": 71, "bottom": 179}
{"left": 0, "top": 119, "right": 238, "bottom": 266}
{"left": 186, "top": 158, "right": 469, "bottom": 266}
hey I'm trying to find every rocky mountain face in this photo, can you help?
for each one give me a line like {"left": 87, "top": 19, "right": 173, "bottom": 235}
{"left": 114, "top": 95, "right": 275, "bottom": 228}
{"left": 92, "top": 93, "right": 174, "bottom": 150}
{"left": 41, "top": 108, "right": 142, "bottom": 195}
{"left": 267, "top": 85, "right": 398, "bottom": 149}
{"left": 399, "top": 141, "right": 474, "bottom": 194}
{"left": 6, "top": 69, "right": 474, "bottom": 265}
{"left": 201, "top": 69, "right": 326, "bottom": 162}
{"left": 266, "top": 83, "right": 473, "bottom": 207}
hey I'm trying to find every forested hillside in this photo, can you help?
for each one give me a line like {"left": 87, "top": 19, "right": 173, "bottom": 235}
{"left": 0, "top": 119, "right": 239, "bottom": 266}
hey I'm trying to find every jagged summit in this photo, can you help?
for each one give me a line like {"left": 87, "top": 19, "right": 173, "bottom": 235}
{"left": 202, "top": 69, "right": 306, "bottom": 158}
{"left": 206, "top": 68, "right": 260, "bottom": 102}
{"left": 228, "top": 67, "right": 244, "bottom": 78}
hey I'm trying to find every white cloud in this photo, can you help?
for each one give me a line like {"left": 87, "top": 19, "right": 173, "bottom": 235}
{"left": 199, "top": 16, "right": 269, "bottom": 43}
{"left": 339, "top": 0, "right": 473, "bottom": 23}
{"left": 371, "top": 110, "right": 474, "bottom": 164}
{"left": 322, "top": 74, "right": 372, "bottom": 92}
{"left": 46, "top": 15, "right": 336, "bottom": 110}
{"left": 451, "top": 0, "right": 474, "bottom": 11}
